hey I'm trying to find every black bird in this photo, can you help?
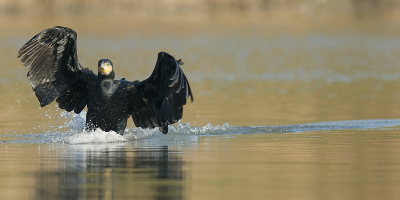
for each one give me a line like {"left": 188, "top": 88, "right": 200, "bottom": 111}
{"left": 17, "top": 26, "right": 193, "bottom": 135}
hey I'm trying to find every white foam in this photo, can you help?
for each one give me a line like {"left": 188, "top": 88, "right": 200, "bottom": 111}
{"left": 11, "top": 112, "right": 400, "bottom": 144}
{"left": 24, "top": 111, "right": 237, "bottom": 144}
{"left": 66, "top": 129, "right": 127, "bottom": 144}
{"left": 170, "top": 122, "right": 233, "bottom": 135}
{"left": 61, "top": 121, "right": 235, "bottom": 144}
{"left": 123, "top": 127, "right": 160, "bottom": 140}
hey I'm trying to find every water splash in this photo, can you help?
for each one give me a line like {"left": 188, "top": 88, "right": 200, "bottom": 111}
{"left": 4, "top": 111, "right": 400, "bottom": 144}
{"left": 67, "top": 129, "right": 127, "bottom": 144}
{"left": 57, "top": 111, "right": 87, "bottom": 132}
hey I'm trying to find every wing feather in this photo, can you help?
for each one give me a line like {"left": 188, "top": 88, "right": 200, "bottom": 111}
{"left": 126, "top": 52, "right": 193, "bottom": 134}
{"left": 17, "top": 26, "right": 95, "bottom": 112}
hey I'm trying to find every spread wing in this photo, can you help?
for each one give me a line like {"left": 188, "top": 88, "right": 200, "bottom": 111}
{"left": 127, "top": 52, "right": 193, "bottom": 134}
{"left": 17, "top": 26, "right": 96, "bottom": 113}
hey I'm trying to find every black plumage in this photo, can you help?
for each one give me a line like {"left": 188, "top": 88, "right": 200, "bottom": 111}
{"left": 17, "top": 26, "right": 193, "bottom": 135}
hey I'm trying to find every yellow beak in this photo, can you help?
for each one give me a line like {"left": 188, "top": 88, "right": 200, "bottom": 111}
{"left": 100, "top": 63, "right": 112, "bottom": 75}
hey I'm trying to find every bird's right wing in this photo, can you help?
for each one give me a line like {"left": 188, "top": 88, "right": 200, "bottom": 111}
{"left": 17, "top": 26, "right": 96, "bottom": 113}
{"left": 125, "top": 52, "right": 193, "bottom": 134}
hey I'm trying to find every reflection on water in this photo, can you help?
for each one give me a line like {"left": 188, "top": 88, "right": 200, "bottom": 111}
{"left": 35, "top": 146, "right": 185, "bottom": 200}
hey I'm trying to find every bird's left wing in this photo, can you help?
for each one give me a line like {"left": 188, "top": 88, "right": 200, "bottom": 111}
{"left": 124, "top": 52, "right": 193, "bottom": 134}
{"left": 17, "top": 26, "right": 96, "bottom": 113}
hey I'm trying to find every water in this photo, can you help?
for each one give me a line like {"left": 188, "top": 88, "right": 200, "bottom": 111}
{"left": 1, "top": 8, "right": 400, "bottom": 200}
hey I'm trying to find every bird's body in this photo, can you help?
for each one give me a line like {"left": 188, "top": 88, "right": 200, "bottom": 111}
{"left": 17, "top": 26, "right": 193, "bottom": 135}
{"left": 86, "top": 77, "right": 130, "bottom": 134}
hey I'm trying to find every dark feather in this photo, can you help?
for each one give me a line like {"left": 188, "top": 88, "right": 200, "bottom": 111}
{"left": 17, "top": 26, "right": 94, "bottom": 111}
{"left": 18, "top": 26, "right": 193, "bottom": 135}
{"left": 127, "top": 52, "right": 193, "bottom": 134}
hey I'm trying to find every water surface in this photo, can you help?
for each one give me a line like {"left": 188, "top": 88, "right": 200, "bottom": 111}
{"left": 1, "top": 9, "right": 400, "bottom": 200}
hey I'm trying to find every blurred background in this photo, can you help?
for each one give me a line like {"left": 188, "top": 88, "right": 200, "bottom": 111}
{"left": 1, "top": 0, "right": 400, "bottom": 133}
{"left": 2, "top": 1, "right": 400, "bottom": 200}
{"left": 0, "top": 0, "right": 399, "bottom": 17}
{"left": 0, "top": 0, "right": 399, "bottom": 16}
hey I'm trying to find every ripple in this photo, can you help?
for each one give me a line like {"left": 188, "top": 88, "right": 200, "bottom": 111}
{"left": 3, "top": 111, "right": 400, "bottom": 144}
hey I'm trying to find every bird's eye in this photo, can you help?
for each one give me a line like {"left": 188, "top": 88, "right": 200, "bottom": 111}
{"left": 107, "top": 63, "right": 110, "bottom": 66}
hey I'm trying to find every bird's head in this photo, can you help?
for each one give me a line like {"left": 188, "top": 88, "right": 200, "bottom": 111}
{"left": 98, "top": 59, "right": 113, "bottom": 76}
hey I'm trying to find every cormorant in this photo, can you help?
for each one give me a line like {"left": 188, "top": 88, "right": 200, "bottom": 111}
{"left": 17, "top": 26, "right": 193, "bottom": 135}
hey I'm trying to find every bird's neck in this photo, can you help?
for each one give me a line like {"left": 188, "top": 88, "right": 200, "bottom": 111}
{"left": 98, "top": 71, "right": 116, "bottom": 99}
